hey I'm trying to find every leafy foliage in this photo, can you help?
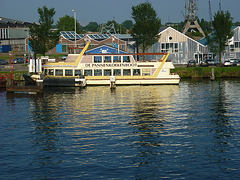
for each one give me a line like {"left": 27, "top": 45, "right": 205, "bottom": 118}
{"left": 85, "top": 22, "right": 100, "bottom": 32}
{"left": 131, "top": 2, "right": 161, "bottom": 53}
{"left": 56, "top": 15, "right": 82, "bottom": 33}
{"left": 208, "top": 11, "right": 233, "bottom": 65}
{"left": 29, "top": 6, "right": 59, "bottom": 56}
{"left": 122, "top": 20, "right": 133, "bottom": 30}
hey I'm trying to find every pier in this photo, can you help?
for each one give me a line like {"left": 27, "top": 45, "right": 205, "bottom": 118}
{"left": 6, "top": 85, "right": 44, "bottom": 94}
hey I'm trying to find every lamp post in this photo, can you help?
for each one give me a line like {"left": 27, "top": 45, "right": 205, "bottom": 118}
{"left": 9, "top": 53, "right": 14, "bottom": 80}
{"left": 72, "top": 9, "right": 77, "bottom": 54}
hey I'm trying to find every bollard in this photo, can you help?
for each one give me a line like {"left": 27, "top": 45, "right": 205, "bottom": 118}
{"left": 210, "top": 68, "right": 215, "bottom": 81}
{"left": 110, "top": 75, "right": 116, "bottom": 89}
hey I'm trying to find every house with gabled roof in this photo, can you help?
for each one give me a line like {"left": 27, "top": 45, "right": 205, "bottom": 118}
{"left": 198, "top": 26, "right": 240, "bottom": 61}
{"left": 152, "top": 27, "right": 213, "bottom": 64}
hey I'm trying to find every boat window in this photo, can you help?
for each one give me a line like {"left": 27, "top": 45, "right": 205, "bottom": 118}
{"left": 75, "top": 69, "right": 82, "bottom": 76}
{"left": 49, "top": 69, "right": 54, "bottom": 75}
{"left": 142, "top": 69, "right": 150, "bottom": 76}
{"left": 94, "top": 69, "right": 102, "bottom": 76}
{"left": 84, "top": 70, "right": 92, "bottom": 76}
{"left": 65, "top": 69, "right": 73, "bottom": 76}
{"left": 123, "top": 56, "right": 130, "bottom": 63}
{"left": 104, "top": 56, "right": 111, "bottom": 63}
{"left": 55, "top": 69, "right": 63, "bottom": 76}
{"left": 44, "top": 69, "right": 48, "bottom": 75}
{"left": 113, "top": 69, "right": 121, "bottom": 76}
{"left": 113, "top": 56, "right": 121, "bottom": 63}
{"left": 104, "top": 69, "right": 111, "bottom": 76}
{"left": 123, "top": 69, "right": 131, "bottom": 76}
{"left": 133, "top": 69, "right": 140, "bottom": 76}
{"left": 94, "top": 56, "right": 102, "bottom": 63}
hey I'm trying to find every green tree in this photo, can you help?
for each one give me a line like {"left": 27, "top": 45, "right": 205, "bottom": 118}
{"left": 56, "top": 15, "right": 82, "bottom": 33}
{"left": 85, "top": 22, "right": 100, "bottom": 32}
{"left": 131, "top": 2, "right": 161, "bottom": 53}
{"left": 122, "top": 20, "right": 133, "bottom": 30}
{"left": 29, "top": 6, "right": 59, "bottom": 56}
{"left": 208, "top": 10, "right": 233, "bottom": 66}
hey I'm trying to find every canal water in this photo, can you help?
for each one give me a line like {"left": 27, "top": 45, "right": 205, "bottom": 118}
{"left": 0, "top": 79, "right": 240, "bottom": 179}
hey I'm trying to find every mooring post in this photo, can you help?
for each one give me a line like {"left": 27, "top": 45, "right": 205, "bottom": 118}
{"left": 210, "top": 68, "right": 215, "bottom": 81}
{"left": 110, "top": 75, "right": 116, "bottom": 89}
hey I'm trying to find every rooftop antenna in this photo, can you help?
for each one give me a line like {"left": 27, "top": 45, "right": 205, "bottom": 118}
{"left": 183, "top": 0, "right": 205, "bottom": 36}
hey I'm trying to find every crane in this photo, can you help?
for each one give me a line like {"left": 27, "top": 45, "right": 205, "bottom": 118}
{"left": 209, "top": 0, "right": 213, "bottom": 30}
{"left": 219, "top": 0, "right": 222, "bottom": 11}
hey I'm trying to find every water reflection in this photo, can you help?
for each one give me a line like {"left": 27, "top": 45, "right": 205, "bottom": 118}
{"left": 207, "top": 80, "right": 236, "bottom": 167}
{"left": 27, "top": 92, "right": 63, "bottom": 167}
{"left": 129, "top": 86, "right": 179, "bottom": 175}
{"left": 1, "top": 80, "right": 240, "bottom": 179}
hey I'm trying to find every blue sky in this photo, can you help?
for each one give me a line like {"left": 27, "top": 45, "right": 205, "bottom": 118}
{"left": 0, "top": 0, "right": 239, "bottom": 26}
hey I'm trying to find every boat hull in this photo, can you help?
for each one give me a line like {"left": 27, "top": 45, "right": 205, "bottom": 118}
{"left": 86, "top": 76, "right": 180, "bottom": 86}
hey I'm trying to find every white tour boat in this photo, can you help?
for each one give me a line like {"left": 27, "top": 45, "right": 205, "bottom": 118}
{"left": 40, "top": 42, "right": 180, "bottom": 86}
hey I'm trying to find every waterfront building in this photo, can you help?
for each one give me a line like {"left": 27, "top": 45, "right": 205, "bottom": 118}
{"left": 152, "top": 27, "right": 212, "bottom": 64}
{"left": 55, "top": 31, "right": 135, "bottom": 54}
{"left": 0, "top": 17, "right": 32, "bottom": 52}
{"left": 199, "top": 26, "right": 240, "bottom": 61}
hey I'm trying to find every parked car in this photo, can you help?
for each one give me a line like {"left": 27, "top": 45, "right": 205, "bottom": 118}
{"left": 200, "top": 60, "right": 209, "bottom": 67}
{"left": 229, "top": 58, "right": 240, "bottom": 66}
{"left": 12, "top": 58, "right": 25, "bottom": 64}
{"left": 187, "top": 60, "right": 196, "bottom": 67}
{"left": 0, "top": 59, "right": 8, "bottom": 65}
{"left": 223, "top": 60, "right": 232, "bottom": 67}
{"left": 205, "top": 59, "right": 218, "bottom": 66}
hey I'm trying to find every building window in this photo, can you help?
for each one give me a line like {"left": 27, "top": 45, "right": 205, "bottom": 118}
{"left": 0, "top": 29, "right": 9, "bottom": 39}
{"left": 84, "top": 70, "right": 92, "bottom": 76}
{"left": 123, "top": 69, "right": 131, "bottom": 76}
{"left": 55, "top": 69, "right": 63, "bottom": 76}
{"left": 94, "top": 56, "right": 102, "bottom": 63}
{"left": 62, "top": 45, "right": 68, "bottom": 52}
{"left": 75, "top": 69, "right": 82, "bottom": 76}
{"left": 104, "top": 69, "right": 111, "bottom": 76}
{"left": 161, "top": 43, "right": 165, "bottom": 49}
{"left": 161, "top": 42, "right": 179, "bottom": 53}
{"left": 65, "top": 69, "right": 73, "bottom": 76}
{"left": 94, "top": 69, "right": 102, "bottom": 76}
{"left": 113, "top": 69, "right": 121, "bottom": 76}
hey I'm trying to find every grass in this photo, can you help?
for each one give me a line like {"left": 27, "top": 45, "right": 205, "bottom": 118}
{"left": 171, "top": 66, "right": 240, "bottom": 78}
